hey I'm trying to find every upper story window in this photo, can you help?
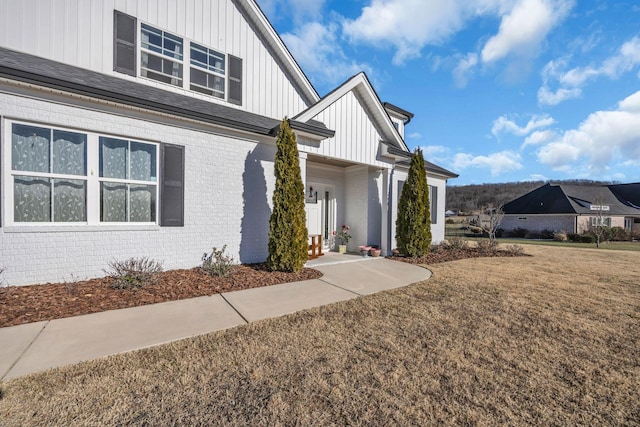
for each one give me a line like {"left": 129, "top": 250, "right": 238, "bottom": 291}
{"left": 114, "top": 11, "right": 242, "bottom": 105}
{"left": 140, "top": 24, "right": 183, "bottom": 87}
{"left": 6, "top": 121, "right": 158, "bottom": 225}
{"left": 190, "top": 43, "right": 225, "bottom": 99}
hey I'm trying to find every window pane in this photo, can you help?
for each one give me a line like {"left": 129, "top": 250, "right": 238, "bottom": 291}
{"left": 54, "top": 179, "right": 86, "bottom": 222}
{"left": 190, "top": 67, "right": 208, "bottom": 86}
{"left": 164, "top": 33, "right": 183, "bottom": 59}
{"left": 190, "top": 44, "right": 208, "bottom": 67}
{"left": 14, "top": 176, "right": 51, "bottom": 222}
{"left": 130, "top": 142, "right": 156, "bottom": 181}
{"left": 130, "top": 184, "right": 156, "bottom": 222}
{"left": 141, "top": 24, "right": 163, "bottom": 54}
{"left": 12, "top": 124, "right": 50, "bottom": 173}
{"left": 53, "top": 130, "right": 87, "bottom": 176}
{"left": 101, "top": 182, "right": 127, "bottom": 222}
{"left": 100, "top": 137, "right": 128, "bottom": 179}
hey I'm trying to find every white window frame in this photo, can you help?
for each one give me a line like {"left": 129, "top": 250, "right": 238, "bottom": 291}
{"left": 140, "top": 23, "right": 184, "bottom": 87}
{"left": 189, "top": 42, "right": 226, "bottom": 99}
{"left": 589, "top": 216, "right": 611, "bottom": 228}
{"left": 3, "top": 119, "right": 159, "bottom": 227}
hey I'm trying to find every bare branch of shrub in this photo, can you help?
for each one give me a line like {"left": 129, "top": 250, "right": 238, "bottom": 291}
{"left": 104, "top": 257, "right": 163, "bottom": 290}
{"left": 202, "top": 245, "right": 236, "bottom": 277}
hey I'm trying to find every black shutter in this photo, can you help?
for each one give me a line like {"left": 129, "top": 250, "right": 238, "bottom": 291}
{"left": 430, "top": 185, "right": 438, "bottom": 224}
{"left": 114, "top": 10, "right": 137, "bottom": 76}
{"left": 228, "top": 55, "right": 243, "bottom": 105}
{"left": 160, "top": 144, "right": 185, "bottom": 227}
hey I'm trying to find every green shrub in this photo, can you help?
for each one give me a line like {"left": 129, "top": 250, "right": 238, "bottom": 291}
{"left": 608, "top": 227, "right": 630, "bottom": 241}
{"left": 396, "top": 148, "right": 432, "bottom": 257}
{"left": 567, "top": 233, "right": 581, "bottom": 242}
{"left": 267, "top": 118, "right": 308, "bottom": 272}
{"left": 580, "top": 233, "right": 596, "bottom": 244}
{"left": 468, "top": 226, "right": 483, "bottom": 234}
{"left": 105, "top": 257, "right": 163, "bottom": 289}
{"left": 525, "top": 230, "right": 541, "bottom": 239}
{"left": 540, "top": 229, "right": 555, "bottom": 240}
{"left": 202, "top": 245, "right": 235, "bottom": 277}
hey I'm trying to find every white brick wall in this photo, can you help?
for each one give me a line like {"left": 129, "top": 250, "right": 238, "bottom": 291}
{"left": 1, "top": 92, "right": 276, "bottom": 285}
{"left": 500, "top": 215, "right": 576, "bottom": 233}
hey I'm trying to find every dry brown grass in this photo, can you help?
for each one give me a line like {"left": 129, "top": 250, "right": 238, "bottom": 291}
{"left": 1, "top": 245, "right": 639, "bottom": 426}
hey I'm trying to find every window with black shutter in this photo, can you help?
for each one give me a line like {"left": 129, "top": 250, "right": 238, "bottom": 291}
{"left": 228, "top": 55, "right": 243, "bottom": 106}
{"left": 114, "top": 11, "right": 137, "bottom": 76}
{"left": 160, "top": 144, "right": 185, "bottom": 227}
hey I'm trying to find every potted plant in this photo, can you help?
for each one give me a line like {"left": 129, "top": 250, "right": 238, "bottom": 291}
{"left": 358, "top": 245, "right": 372, "bottom": 257}
{"left": 369, "top": 245, "right": 381, "bottom": 257}
{"left": 333, "top": 225, "right": 351, "bottom": 253}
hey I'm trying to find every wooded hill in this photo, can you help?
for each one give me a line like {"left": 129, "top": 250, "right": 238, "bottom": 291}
{"left": 446, "top": 180, "right": 618, "bottom": 213}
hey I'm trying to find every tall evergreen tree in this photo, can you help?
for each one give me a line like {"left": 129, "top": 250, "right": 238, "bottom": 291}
{"left": 396, "top": 148, "right": 432, "bottom": 257}
{"left": 267, "top": 118, "right": 308, "bottom": 272}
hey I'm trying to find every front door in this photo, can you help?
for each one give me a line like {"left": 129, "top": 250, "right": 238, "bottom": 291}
{"left": 305, "top": 183, "right": 335, "bottom": 250}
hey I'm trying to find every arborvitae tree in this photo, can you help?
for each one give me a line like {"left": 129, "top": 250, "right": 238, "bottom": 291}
{"left": 396, "top": 148, "right": 432, "bottom": 257}
{"left": 267, "top": 118, "right": 308, "bottom": 272}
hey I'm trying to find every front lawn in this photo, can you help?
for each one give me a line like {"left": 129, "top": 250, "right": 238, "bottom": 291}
{"left": 1, "top": 245, "right": 639, "bottom": 425}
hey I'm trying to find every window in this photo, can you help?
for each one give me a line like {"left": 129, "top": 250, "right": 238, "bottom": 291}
{"left": 429, "top": 185, "right": 438, "bottom": 225}
{"left": 11, "top": 124, "right": 87, "bottom": 222}
{"left": 6, "top": 121, "right": 163, "bottom": 225}
{"left": 99, "top": 137, "right": 157, "bottom": 222}
{"left": 190, "top": 43, "right": 226, "bottom": 99}
{"left": 140, "top": 24, "right": 183, "bottom": 86}
{"left": 589, "top": 216, "right": 611, "bottom": 227}
{"left": 112, "top": 11, "right": 243, "bottom": 105}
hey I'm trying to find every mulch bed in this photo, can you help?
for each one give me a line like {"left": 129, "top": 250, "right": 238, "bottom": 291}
{"left": 388, "top": 247, "right": 529, "bottom": 265}
{"left": 0, "top": 247, "right": 528, "bottom": 328}
{"left": 0, "top": 264, "right": 321, "bottom": 328}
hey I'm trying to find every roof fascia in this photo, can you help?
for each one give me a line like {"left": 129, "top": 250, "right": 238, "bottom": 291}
{"left": 235, "top": 0, "right": 320, "bottom": 105}
{"left": 294, "top": 73, "right": 409, "bottom": 151}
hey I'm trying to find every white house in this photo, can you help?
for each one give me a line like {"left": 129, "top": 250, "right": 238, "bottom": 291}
{"left": 0, "top": 0, "right": 457, "bottom": 286}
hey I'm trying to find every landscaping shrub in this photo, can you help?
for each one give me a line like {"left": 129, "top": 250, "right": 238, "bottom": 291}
{"left": 504, "top": 227, "right": 528, "bottom": 238}
{"left": 524, "top": 230, "right": 541, "bottom": 239}
{"left": 468, "top": 226, "right": 483, "bottom": 234}
{"left": 267, "top": 118, "right": 308, "bottom": 272}
{"left": 540, "top": 229, "right": 555, "bottom": 240}
{"left": 476, "top": 239, "right": 498, "bottom": 254}
{"left": 553, "top": 231, "right": 568, "bottom": 242}
{"left": 608, "top": 227, "right": 630, "bottom": 241}
{"left": 495, "top": 228, "right": 504, "bottom": 238}
{"left": 504, "top": 244, "right": 524, "bottom": 256}
{"left": 567, "top": 233, "right": 581, "bottom": 242}
{"left": 202, "top": 245, "right": 235, "bottom": 277}
{"left": 396, "top": 148, "right": 432, "bottom": 257}
{"left": 580, "top": 233, "right": 596, "bottom": 244}
{"left": 105, "top": 257, "right": 163, "bottom": 289}
{"left": 444, "top": 237, "right": 469, "bottom": 250}
{"left": 445, "top": 218, "right": 455, "bottom": 224}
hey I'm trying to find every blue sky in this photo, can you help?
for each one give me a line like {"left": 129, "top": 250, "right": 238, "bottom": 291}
{"left": 258, "top": 0, "right": 640, "bottom": 185}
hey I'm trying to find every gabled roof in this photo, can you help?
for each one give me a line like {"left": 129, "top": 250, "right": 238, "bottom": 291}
{"left": 293, "top": 72, "right": 409, "bottom": 152}
{"left": 0, "top": 47, "right": 333, "bottom": 138}
{"left": 235, "top": 0, "right": 319, "bottom": 106}
{"left": 504, "top": 183, "right": 640, "bottom": 216}
{"left": 394, "top": 153, "right": 459, "bottom": 179}
{"left": 383, "top": 102, "right": 414, "bottom": 124}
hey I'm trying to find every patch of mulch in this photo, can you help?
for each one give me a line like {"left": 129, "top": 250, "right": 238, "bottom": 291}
{"left": 0, "top": 264, "right": 322, "bottom": 328}
{"left": 387, "top": 247, "right": 530, "bottom": 265}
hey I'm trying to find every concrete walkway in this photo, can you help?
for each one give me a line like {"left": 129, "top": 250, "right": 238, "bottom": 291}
{"left": 0, "top": 256, "right": 430, "bottom": 381}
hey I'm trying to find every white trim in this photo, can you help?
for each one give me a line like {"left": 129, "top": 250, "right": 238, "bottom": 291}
{"left": 3, "top": 118, "right": 160, "bottom": 227}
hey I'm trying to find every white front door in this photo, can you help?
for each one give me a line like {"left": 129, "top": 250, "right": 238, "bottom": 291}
{"left": 305, "top": 183, "right": 335, "bottom": 249}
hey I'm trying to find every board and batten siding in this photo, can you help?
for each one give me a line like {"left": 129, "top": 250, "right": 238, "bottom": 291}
{"left": 0, "top": 0, "right": 308, "bottom": 119}
{"left": 306, "top": 91, "right": 394, "bottom": 168}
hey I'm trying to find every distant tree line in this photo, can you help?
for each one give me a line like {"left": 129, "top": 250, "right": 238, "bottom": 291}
{"left": 446, "top": 179, "right": 619, "bottom": 213}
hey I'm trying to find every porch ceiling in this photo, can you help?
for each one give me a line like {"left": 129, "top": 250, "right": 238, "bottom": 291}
{"left": 307, "top": 154, "right": 356, "bottom": 168}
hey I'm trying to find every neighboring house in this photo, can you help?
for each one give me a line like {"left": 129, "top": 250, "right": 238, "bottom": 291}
{"left": 0, "top": 0, "right": 457, "bottom": 286}
{"left": 501, "top": 183, "right": 640, "bottom": 234}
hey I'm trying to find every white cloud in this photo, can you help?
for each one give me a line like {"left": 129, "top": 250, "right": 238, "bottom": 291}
{"left": 537, "top": 86, "right": 582, "bottom": 106}
{"left": 492, "top": 114, "right": 555, "bottom": 136}
{"left": 452, "top": 151, "right": 523, "bottom": 176}
{"left": 522, "top": 129, "right": 558, "bottom": 147}
{"left": 453, "top": 53, "right": 478, "bottom": 88}
{"left": 528, "top": 174, "right": 548, "bottom": 181}
{"left": 342, "top": 0, "right": 572, "bottom": 66}
{"left": 406, "top": 132, "right": 423, "bottom": 139}
{"left": 281, "top": 22, "right": 371, "bottom": 86}
{"left": 538, "top": 37, "right": 640, "bottom": 106}
{"left": 537, "top": 90, "right": 640, "bottom": 172}
{"left": 421, "top": 145, "right": 450, "bottom": 163}
{"left": 481, "top": 0, "right": 573, "bottom": 63}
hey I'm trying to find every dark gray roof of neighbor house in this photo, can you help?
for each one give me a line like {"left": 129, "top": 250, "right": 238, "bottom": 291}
{"left": 503, "top": 183, "right": 640, "bottom": 216}
{"left": 0, "top": 47, "right": 334, "bottom": 138}
{"left": 609, "top": 183, "right": 640, "bottom": 208}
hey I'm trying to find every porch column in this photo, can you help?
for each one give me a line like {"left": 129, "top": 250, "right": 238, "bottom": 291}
{"left": 380, "top": 167, "right": 390, "bottom": 256}
{"left": 299, "top": 151, "right": 307, "bottom": 195}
